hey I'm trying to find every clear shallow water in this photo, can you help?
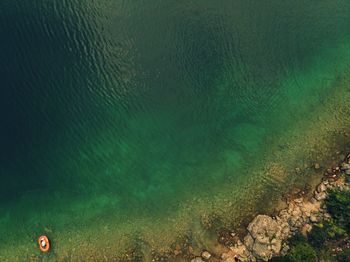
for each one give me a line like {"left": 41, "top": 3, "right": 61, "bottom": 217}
{"left": 1, "top": 0, "right": 350, "bottom": 259}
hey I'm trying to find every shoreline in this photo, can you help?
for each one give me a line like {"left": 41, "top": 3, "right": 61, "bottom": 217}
{"left": 1, "top": 121, "right": 349, "bottom": 261}
{"left": 1, "top": 149, "right": 349, "bottom": 262}
{"left": 186, "top": 153, "right": 350, "bottom": 262}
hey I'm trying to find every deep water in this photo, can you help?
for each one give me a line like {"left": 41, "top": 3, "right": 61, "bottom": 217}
{"left": 1, "top": 0, "right": 350, "bottom": 259}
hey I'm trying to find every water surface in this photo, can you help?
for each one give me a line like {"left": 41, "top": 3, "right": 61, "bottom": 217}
{"left": 1, "top": 0, "right": 350, "bottom": 259}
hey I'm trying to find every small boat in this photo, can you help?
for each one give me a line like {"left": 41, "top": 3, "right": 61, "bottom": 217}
{"left": 38, "top": 235, "right": 50, "bottom": 252}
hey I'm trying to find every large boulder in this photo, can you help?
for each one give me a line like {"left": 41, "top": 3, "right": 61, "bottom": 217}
{"left": 244, "top": 215, "right": 283, "bottom": 261}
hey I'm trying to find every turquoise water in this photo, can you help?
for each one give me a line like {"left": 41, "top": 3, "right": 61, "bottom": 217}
{"left": 1, "top": 0, "right": 350, "bottom": 259}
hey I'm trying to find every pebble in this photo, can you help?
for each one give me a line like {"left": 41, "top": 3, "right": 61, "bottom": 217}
{"left": 315, "top": 191, "right": 327, "bottom": 201}
{"left": 201, "top": 251, "right": 211, "bottom": 260}
{"left": 310, "top": 197, "right": 318, "bottom": 204}
{"left": 293, "top": 198, "right": 303, "bottom": 204}
{"left": 191, "top": 257, "right": 204, "bottom": 262}
{"left": 310, "top": 215, "right": 318, "bottom": 223}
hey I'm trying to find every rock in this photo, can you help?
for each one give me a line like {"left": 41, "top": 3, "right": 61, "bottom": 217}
{"left": 310, "top": 197, "right": 318, "bottom": 204}
{"left": 315, "top": 191, "right": 327, "bottom": 201}
{"left": 279, "top": 211, "right": 290, "bottom": 221}
{"left": 253, "top": 242, "right": 271, "bottom": 261}
{"left": 247, "top": 215, "right": 280, "bottom": 242}
{"left": 280, "top": 244, "right": 290, "bottom": 256}
{"left": 201, "top": 251, "right": 211, "bottom": 260}
{"left": 341, "top": 163, "right": 350, "bottom": 171}
{"left": 292, "top": 209, "right": 301, "bottom": 217}
{"left": 324, "top": 213, "right": 332, "bottom": 220}
{"left": 310, "top": 215, "right": 318, "bottom": 223}
{"left": 294, "top": 198, "right": 303, "bottom": 204}
{"left": 317, "top": 183, "right": 327, "bottom": 193}
{"left": 270, "top": 239, "right": 282, "bottom": 254}
{"left": 221, "top": 257, "right": 236, "bottom": 262}
{"left": 227, "top": 244, "right": 254, "bottom": 262}
{"left": 281, "top": 226, "right": 290, "bottom": 236}
{"left": 301, "top": 224, "right": 312, "bottom": 236}
{"left": 244, "top": 234, "right": 254, "bottom": 249}
{"left": 191, "top": 257, "right": 204, "bottom": 262}
{"left": 288, "top": 216, "right": 296, "bottom": 227}
{"left": 245, "top": 215, "right": 283, "bottom": 261}
{"left": 294, "top": 219, "right": 303, "bottom": 228}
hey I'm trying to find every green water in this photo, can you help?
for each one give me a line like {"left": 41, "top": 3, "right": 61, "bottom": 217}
{"left": 1, "top": 0, "right": 350, "bottom": 259}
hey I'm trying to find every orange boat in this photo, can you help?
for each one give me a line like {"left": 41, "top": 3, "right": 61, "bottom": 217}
{"left": 38, "top": 235, "right": 50, "bottom": 252}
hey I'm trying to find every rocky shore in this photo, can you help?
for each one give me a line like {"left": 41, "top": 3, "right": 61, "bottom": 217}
{"left": 191, "top": 154, "right": 350, "bottom": 262}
